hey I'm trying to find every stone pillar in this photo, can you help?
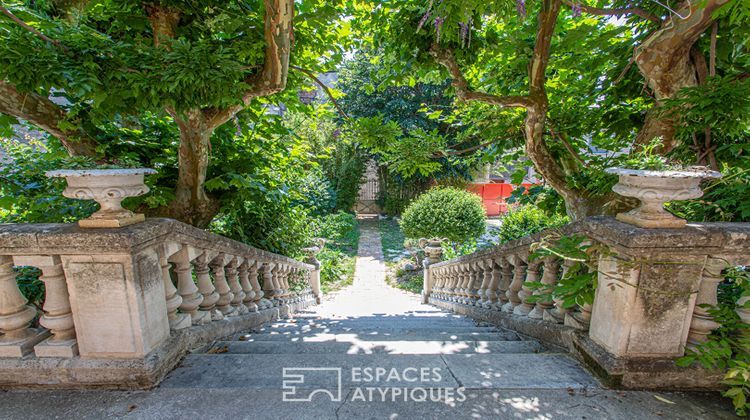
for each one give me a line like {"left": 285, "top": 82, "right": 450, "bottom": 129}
{"left": 421, "top": 240, "right": 443, "bottom": 303}
{"left": 687, "top": 257, "right": 725, "bottom": 346}
{"left": 514, "top": 259, "right": 540, "bottom": 316}
{"left": 240, "top": 259, "right": 258, "bottom": 312}
{"left": 503, "top": 254, "right": 526, "bottom": 313}
{"left": 63, "top": 249, "right": 171, "bottom": 357}
{"left": 589, "top": 253, "right": 704, "bottom": 358}
{"left": 14, "top": 255, "right": 78, "bottom": 357}
{"left": 308, "top": 260, "right": 322, "bottom": 304}
{"left": 0, "top": 256, "right": 48, "bottom": 357}
{"left": 170, "top": 248, "right": 209, "bottom": 326}
{"left": 528, "top": 257, "right": 560, "bottom": 319}
{"left": 194, "top": 251, "right": 222, "bottom": 321}
{"left": 159, "top": 244, "right": 191, "bottom": 329}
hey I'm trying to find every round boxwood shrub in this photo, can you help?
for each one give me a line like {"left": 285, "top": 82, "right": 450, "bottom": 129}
{"left": 497, "top": 205, "right": 568, "bottom": 243}
{"left": 400, "top": 187, "right": 486, "bottom": 243}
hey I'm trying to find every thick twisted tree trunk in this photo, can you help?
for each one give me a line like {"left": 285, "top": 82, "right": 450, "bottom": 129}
{"left": 146, "top": 0, "right": 294, "bottom": 227}
{"left": 158, "top": 110, "right": 220, "bottom": 227}
{"left": 634, "top": 0, "right": 731, "bottom": 151}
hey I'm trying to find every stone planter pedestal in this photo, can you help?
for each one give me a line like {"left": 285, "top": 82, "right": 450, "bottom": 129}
{"left": 46, "top": 168, "right": 156, "bottom": 228}
{"left": 420, "top": 238, "right": 444, "bottom": 304}
{"left": 302, "top": 239, "right": 324, "bottom": 304}
{"left": 605, "top": 167, "right": 721, "bottom": 229}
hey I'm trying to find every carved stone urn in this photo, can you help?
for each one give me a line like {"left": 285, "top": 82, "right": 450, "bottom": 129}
{"left": 46, "top": 168, "right": 156, "bottom": 228}
{"left": 605, "top": 167, "right": 721, "bottom": 228}
{"left": 419, "top": 238, "right": 444, "bottom": 267}
{"left": 302, "top": 238, "right": 325, "bottom": 268}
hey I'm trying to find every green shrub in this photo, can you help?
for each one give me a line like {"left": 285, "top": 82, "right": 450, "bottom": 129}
{"left": 498, "top": 205, "right": 568, "bottom": 244}
{"left": 400, "top": 187, "right": 486, "bottom": 243}
{"left": 311, "top": 212, "right": 359, "bottom": 293}
{"left": 314, "top": 211, "right": 359, "bottom": 256}
{"left": 295, "top": 171, "right": 336, "bottom": 217}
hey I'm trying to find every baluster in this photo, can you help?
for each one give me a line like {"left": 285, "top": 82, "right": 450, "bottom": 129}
{"left": 262, "top": 262, "right": 278, "bottom": 306}
{"left": 473, "top": 261, "right": 485, "bottom": 304}
{"left": 289, "top": 267, "right": 300, "bottom": 303}
{"left": 159, "top": 245, "right": 191, "bottom": 329}
{"left": 435, "top": 268, "right": 445, "bottom": 299}
{"left": 15, "top": 256, "right": 78, "bottom": 357}
{"left": 495, "top": 257, "right": 512, "bottom": 310}
{"left": 503, "top": 254, "right": 526, "bottom": 313}
{"left": 565, "top": 302, "right": 593, "bottom": 331}
{"left": 482, "top": 259, "right": 499, "bottom": 309}
{"left": 465, "top": 263, "right": 476, "bottom": 304}
{"left": 240, "top": 259, "right": 258, "bottom": 312}
{"left": 528, "top": 257, "right": 560, "bottom": 319}
{"left": 256, "top": 262, "right": 273, "bottom": 309}
{"left": 514, "top": 258, "right": 540, "bottom": 316}
{"left": 544, "top": 259, "right": 575, "bottom": 324}
{"left": 279, "top": 264, "right": 291, "bottom": 301}
{"left": 466, "top": 262, "right": 479, "bottom": 305}
{"left": 453, "top": 265, "right": 463, "bottom": 301}
{"left": 170, "top": 248, "right": 208, "bottom": 325}
{"left": 0, "top": 256, "right": 48, "bottom": 357}
{"left": 475, "top": 260, "right": 489, "bottom": 307}
{"left": 459, "top": 264, "right": 471, "bottom": 304}
{"left": 270, "top": 263, "right": 283, "bottom": 305}
{"left": 442, "top": 267, "right": 451, "bottom": 299}
{"left": 194, "top": 251, "right": 223, "bottom": 321}
{"left": 445, "top": 266, "right": 456, "bottom": 301}
{"left": 227, "top": 257, "right": 248, "bottom": 315}
{"left": 210, "top": 253, "right": 236, "bottom": 316}
{"left": 687, "top": 257, "right": 726, "bottom": 347}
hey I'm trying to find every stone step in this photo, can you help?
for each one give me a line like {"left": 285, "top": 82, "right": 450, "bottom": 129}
{"left": 264, "top": 319, "right": 487, "bottom": 330}
{"left": 285, "top": 314, "right": 484, "bottom": 321}
{"left": 247, "top": 325, "right": 503, "bottom": 335}
{"left": 161, "top": 353, "right": 598, "bottom": 390}
{"left": 208, "top": 340, "right": 544, "bottom": 355}
{"left": 234, "top": 330, "right": 521, "bottom": 342}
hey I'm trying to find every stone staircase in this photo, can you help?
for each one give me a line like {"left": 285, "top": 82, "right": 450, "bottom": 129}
{"left": 161, "top": 311, "right": 599, "bottom": 395}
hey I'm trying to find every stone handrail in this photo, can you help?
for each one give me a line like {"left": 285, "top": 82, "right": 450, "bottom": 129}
{"left": 425, "top": 216, "right": 750, "bottom": 365}
{"left": 0, "top": 218, "right": 319, "bottom": 369}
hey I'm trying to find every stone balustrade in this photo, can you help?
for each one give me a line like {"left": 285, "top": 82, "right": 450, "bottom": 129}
{"left": 0, "top": 218, "right": 319, "bottom": 388}
{"left": 425, "top": 216, "right": 750, "bottom": 388}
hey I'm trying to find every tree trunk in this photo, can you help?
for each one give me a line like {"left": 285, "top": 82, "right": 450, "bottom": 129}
{"left": 0, "top": 81, "right": 100, "bottom": 157}
{"left": 522, "top": 0, "right": 598, "bottom": 220}
{"left": 156, "top": 110, "right": 219, "bottom": 227}
{"left": 633, "top": 0, "right": 731, "bottom": 151}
